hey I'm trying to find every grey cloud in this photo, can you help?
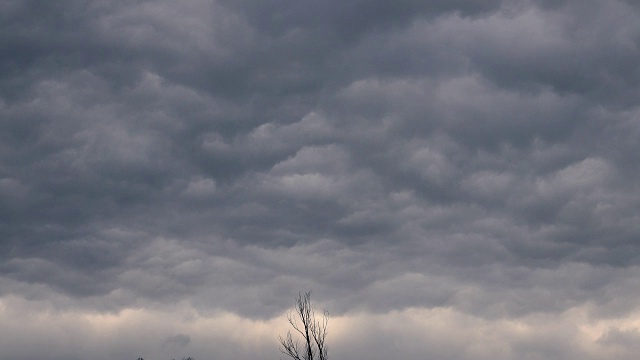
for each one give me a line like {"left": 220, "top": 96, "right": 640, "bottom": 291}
{"left": 2, "top": 0, "right": 640, "bottom": 359}
{"left": 164, "top": 333, "right": 191, "bottom": 349}
{"left": 220, "top": 0, "right": 504, "bottom": 41}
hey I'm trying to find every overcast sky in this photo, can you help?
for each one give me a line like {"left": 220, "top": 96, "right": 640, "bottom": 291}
{"left": 2, "top": 0, "right": 640, "bottom": 359}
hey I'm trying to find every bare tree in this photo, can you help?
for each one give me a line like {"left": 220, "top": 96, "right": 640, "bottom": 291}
{"left": 279, "top": 292, "right": 329, "bottom": 360}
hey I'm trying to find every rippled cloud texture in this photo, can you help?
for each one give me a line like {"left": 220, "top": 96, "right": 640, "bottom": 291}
{"left": 2, "top": 0, "right": 640, "bottom": 359}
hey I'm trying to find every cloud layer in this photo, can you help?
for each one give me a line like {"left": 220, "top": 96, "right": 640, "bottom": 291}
{"left": 2, "top": 0, "right": 640, "bottom": 359}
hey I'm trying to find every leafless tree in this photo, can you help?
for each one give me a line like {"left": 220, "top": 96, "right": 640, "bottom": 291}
{"left": 279, "top": 292, "right": 329, "bottom": 360}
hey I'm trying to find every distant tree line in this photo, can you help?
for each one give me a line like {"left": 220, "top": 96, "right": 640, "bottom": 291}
{"left": 136, "top": 357, "right": 195, "bottom": 360}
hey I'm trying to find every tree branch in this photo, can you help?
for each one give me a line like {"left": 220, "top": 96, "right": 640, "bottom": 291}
{"left": 278, "top": 292, "right": 329, "bottom": 360}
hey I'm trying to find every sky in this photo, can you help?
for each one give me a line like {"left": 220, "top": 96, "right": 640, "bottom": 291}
{"left": 1, "top": 0, "right": 640, "bottom": 359}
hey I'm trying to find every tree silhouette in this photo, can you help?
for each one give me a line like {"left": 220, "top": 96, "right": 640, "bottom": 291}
{"left": 278, "top": 292, "right": 328, "bottom": 360}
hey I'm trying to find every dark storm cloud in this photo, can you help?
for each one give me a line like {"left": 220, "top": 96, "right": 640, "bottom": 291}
{"left": 220, "top": 0, "right": 504, "bottom": 42}
{"left": 2, "top": 0, "right": 640, "bottom": 358}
